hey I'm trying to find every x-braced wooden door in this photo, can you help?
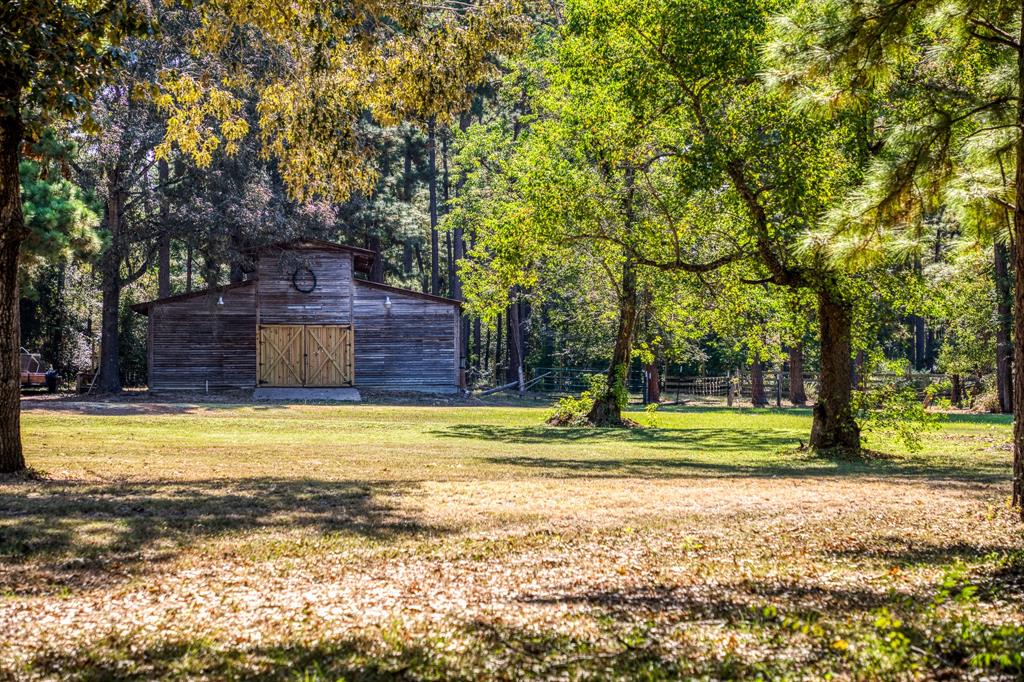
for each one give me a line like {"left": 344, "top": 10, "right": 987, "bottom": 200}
{"left": 258, "top": 324, "right": 353, "bottom": 387}
{"left": 305, "top": 325, "right": 353, "bottom": 386}
{"left": 258, "top": 325, "right": 305, "bottom": 386}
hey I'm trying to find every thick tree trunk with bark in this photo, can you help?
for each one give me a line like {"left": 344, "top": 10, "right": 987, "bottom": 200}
{"left": 96, "top": 273, "right": 122, "bottom": 393}
{"left": 588, "top": 164, "right": 640, "bottom": 426}
{"left": 788, "top": 343, "right": 807, "bottom": 405}
{"left": 588, "top": 258, "right": 638, "bottom": 426}
{"left": 995, "top": 241, "right": 1013, "bottom": 414}
{"left": 810, "top": 289, "right": 860, "bottom": 451}
{"left": 646, "top": 361, "right": 660, "bottom": 404}
{"left": 1012, "top": 19, "right": 1024, "bottom": 518}
{"left": 0, "top": 93, "right": 25, "bottom": 473}
{"left": 750, "top": 354, "right": 767, "bottom": 407}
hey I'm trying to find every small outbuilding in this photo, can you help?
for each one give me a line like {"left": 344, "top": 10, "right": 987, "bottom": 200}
{"left": 131, "top": 239, "right": 463, "bottom": 394}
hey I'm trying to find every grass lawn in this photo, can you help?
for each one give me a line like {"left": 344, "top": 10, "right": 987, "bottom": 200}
{"left": 2, "top": 401, "right": 1022, "bottom": 680}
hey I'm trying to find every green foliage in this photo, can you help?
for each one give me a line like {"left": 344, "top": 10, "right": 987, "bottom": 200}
{"left": 850, "top": 562, "right": 1024, "bottom": 677}
{"left": 547, "top": 373, "right": 608, "bottom": 426}
{"left": 0, "top": 0, "right": 153, "bottom": 139}
{"left": 19, "top": 136, "right": 101, "bottom": 285}
{"left": 158, "top": 1, "right": 529, "bottom": 202}
{"left": 854, "top": 383, "right": 943, "bottom": 452}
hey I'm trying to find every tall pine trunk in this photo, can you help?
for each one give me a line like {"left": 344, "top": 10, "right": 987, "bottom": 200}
{"left": 788, "top": 343, "right": 807, "bottom": 405}
{"left": 96, "top": 274, "right": 122, "bottom": 393}
{"left": 157, "top": 159, "right": 171, "bottom": 298}
{"left": 494, "top": 312, "right": 503, "bottom": 379}
{"left": 1012, "top": 13, "right": 1024, "bottom": 517}
{"left": 506, "top": 299, "right": 524, "bottom": 392}
{"left": 368, "top": 234, "right": 384, "bottom": 283}
{"left": 427, "top": 118, "right": 440, "bottom": 296}
{"left": 995, "top": 240, "right": 1013, "bottom": 414}
{"left": 0, "top": 91, "right": 25, "bottom": 473}
{"left": 96, "top": 174, "right": 124, "bottom": 393}
{"left": 809, "top": 288, "right": 860, "bottom": 450}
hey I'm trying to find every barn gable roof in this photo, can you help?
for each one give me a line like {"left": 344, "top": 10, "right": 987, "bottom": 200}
{"left": 131, "top": 238, "right": 463, "bottom": 314}
{"left": 249, "top": 238, "right": 377, "bottom": 274}
{"left": 355, "top": 279, "right": 462, "bottom": 307}
{"left": 130, "top": 280, "right": 255, "bottom": 314}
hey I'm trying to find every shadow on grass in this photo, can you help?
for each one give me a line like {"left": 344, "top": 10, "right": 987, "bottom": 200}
{"left": 13, "top": 617, "right": 808, "bottom": 681}
{"left": 432, "top": 425, "right": 1006, "bottom": 484}
{"left": 827, "top": 539, "right": 1024, "bottom": 569}
{"left": 433, "top": 423, "right": 800, "bottom": 449}
{"left": 17, "top": 569, "right": 1024, "bottom": 681}
{"left": 0, "top": 477, "right": 435, "bottom": 595}
{"left": 21, "top": 400, "right": 288, "bottom": 416}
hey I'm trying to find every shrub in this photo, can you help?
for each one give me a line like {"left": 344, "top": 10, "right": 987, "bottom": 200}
{"left": 547, "top": 373, "right": 607, "bottom": 426}
{"left": 854, "top": 382, "right": 943, "bottom": 452}
{"left": 973, "top": 382, "right": 1002, "bottom": 413}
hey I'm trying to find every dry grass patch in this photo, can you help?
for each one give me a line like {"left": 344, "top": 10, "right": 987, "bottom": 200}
{"left": 0, "top": 402, "right": 1021, "bottom": 679}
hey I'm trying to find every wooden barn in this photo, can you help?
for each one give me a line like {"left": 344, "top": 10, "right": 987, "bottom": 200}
{"left": 131, "top": 239, "right": 463, "bottom": 394}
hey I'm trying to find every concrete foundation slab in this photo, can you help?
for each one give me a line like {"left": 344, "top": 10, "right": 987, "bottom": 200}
{"left": 253, "top": 387, "right": 361, "bottom": 402}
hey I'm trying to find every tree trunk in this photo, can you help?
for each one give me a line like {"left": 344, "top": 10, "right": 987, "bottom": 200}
{"left": 0, "top": 94, "right": 26, "bottom": 473}
{"left": 588, "top": 164, "right": 639, "bottom": 426}
{"left": 368, "top": 234, "right": 384, "bottom": 283}
{"left": 750, "top": 353, "right": 767, "bottom": 407}
{"left": 951, "top": 373, "right": 963, "bottom": 408}
{"left": 473, "top": 317, "right": 482, "bottom": 371}
{"left": 185, "top": 239, "right": 193, "bottom": 292}
{"left": 587, "top": 257, "right": 638, "bottom": 426}
{"left": 910, "top": 314, "right": 926, "bottom": 371}
{"left": 96, "top": 272, "right": 122, "bottom": 393}
{"left": 646, "top": 361, "right": 660, "bottom": 404}
{"left": 788, "top": 343, "right": 807, "bottom": 405}
{"left": 995, "top": 240, "right": 1013, "bottom": 414}
{"left": 809, "top": 289, "right": 860, "bottom": 451}
{"left": 427, "top": 118, "right": 440, "bottom": 296}
{"left": 96, "top": 177, "right": 124, "bottom": 393}
{"left": 494, "top": 312, "right": 503, "bottom": 378}
{"left": 229, "top": 225, "right": 244, "bottom": 284}
{"left": 506, "top": 298, "right": 524, "bottom": 392}
{"left": 157, "top": 159, "right": 171, "bottom": 298}
{"left": 483, "top": 323, "right": 490, "bottom": 372}
{"left": 1012, "top": 15, "right": 1024, "bottom": 518}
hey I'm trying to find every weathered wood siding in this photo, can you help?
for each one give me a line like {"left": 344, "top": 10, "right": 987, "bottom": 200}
{"left": 148, "top": 283, "right": 257, "bottom": 390}
{"left": 353, "top": 282, "right": 459, "bottom": 391}
{"left": 257, "top": 248, "right": 352, "bottom": 325}
{"left": 142, "top": 242, "right": 459, "bottom": 394}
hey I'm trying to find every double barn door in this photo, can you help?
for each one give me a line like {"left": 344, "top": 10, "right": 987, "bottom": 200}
{"left": 258, "top": 325, "right": 353, "bottom": 387}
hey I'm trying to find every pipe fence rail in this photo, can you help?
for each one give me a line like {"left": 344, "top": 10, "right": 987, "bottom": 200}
{"left": 476, "top": 367, "right": 972, "bottom": 404}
